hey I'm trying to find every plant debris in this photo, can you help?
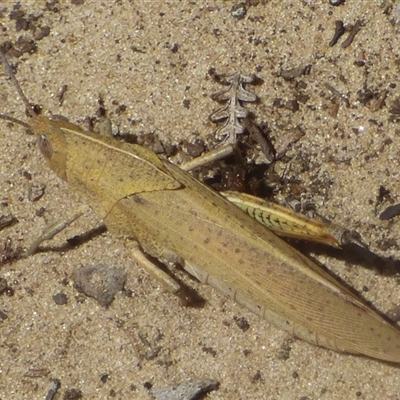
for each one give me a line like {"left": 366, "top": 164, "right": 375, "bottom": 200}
{"left": 210, "top": 72, "right": 257, "bottom": 145}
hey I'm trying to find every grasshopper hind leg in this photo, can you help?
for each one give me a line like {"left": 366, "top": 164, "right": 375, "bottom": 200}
{"left": 128, "top": 240, "right": 181, "bottom": 294}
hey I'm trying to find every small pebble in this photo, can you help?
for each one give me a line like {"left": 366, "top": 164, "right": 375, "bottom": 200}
{"left": 44, "top": 378, "right": 61, "bottom": 400}
{"left": 149, "top": 379, "right": 219, "bottom": 400}
{"left": 52, "top": 292, "right": 68, "bottom": 305}
{"left": 0, "top": 310, "right": 8, "bottom": 321}
{"left": 329, "top": 0, "right": 345, "bottom": 5}
{"left": 72, "top": 264, "right": 126, "bottom": 307}
{"left": 63, "top": 388, "right": 83, "bottom": 399}
{"left": 231, "top": 3, "right": 247, "bottom": 19}
{"left": 380, "top": 203, "right": 400, "bottom": 220}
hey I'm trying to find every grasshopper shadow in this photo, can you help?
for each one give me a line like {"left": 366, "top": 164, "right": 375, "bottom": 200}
{"left": 292, "top": 239, "right": 400, "bottom": 277}
{"left": 37, "top": 223, "right": 207, "bottom": 308}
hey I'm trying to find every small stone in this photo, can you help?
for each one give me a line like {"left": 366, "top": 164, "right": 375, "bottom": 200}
{"left": 71, "top": 264, "right": 126, "bottom": 307}
{"left": 231, "top": 3, "right": 247, "bottom": 19}
{"left": 52, "top": 292, "right": 68, "bottom": 305}
{"left": 149, "top": 379, "right": 219, "bottom": 400}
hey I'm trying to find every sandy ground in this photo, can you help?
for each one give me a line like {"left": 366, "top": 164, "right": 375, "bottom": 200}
{"left": 1, "top": 1, "right": 400, "bottom": 399}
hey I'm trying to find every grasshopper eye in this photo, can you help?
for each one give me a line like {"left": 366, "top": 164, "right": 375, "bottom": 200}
{"left": 38, "top": 134, "right": 53, "bottom": 159}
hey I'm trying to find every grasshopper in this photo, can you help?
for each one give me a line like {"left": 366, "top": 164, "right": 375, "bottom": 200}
{"left": 2, "top": 52, "right": 400, "bottom": 363}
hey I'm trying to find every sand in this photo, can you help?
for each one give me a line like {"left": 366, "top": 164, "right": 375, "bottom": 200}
{"left": 1, "top": 1, "right": 400, "bottom": 399}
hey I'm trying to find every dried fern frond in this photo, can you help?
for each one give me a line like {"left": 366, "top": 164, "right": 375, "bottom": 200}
{"left": 210, "top": 72, "right": 257, "bottom": 145}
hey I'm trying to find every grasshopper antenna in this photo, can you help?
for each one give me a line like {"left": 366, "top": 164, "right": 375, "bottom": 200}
{"left": 0, "top": 50, "right": 34, "bottom": 115}
{"left": 0, "top": 50, "right": 36, "bottom": 128}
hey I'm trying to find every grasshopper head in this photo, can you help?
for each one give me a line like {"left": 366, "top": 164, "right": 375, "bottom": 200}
{"left": 35, "top": 116, "right": 68, "bottom": 181}
{"left": 0, "top": 52, "right": 68, "bottom": 181}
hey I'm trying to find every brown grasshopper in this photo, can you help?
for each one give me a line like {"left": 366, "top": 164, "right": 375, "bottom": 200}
{"left": 2, "top": 52, "right": 400, "bottom": 363}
